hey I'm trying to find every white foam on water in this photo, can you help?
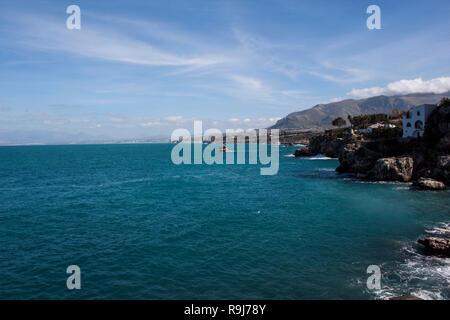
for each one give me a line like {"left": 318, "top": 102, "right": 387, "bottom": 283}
{"left": 98, "top": 177, "right": 153, "bottom": 187}
{"left": 283, "top": 154, "right": 295, "bottom": 158}
{"left": 372, "top": 223, "right": 450, "bottom": 300}
{"left": 411, "top": 289, "right": 444, "bottom": 300}
{"left": 425, "top": 222, "right": 450, "bottom": 236}
{"left": 393, "top": 186, "right": 411, "bottom": 190}
{"left": 354, "top": 180, "right": 409, "bottom": 186}
{"left": 304, "top": 154, "right": 337, "bottom": 160}
{"left": 371, "top": 257, "right": 449, "bottom": 300}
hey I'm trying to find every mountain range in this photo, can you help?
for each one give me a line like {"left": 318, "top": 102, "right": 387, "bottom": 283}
{"left": 270, "top": 92, "right": 450, "bottom": 130}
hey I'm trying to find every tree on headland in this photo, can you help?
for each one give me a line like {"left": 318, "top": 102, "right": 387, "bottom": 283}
{"left": 332, "top": 117, "right": 346, "bottom": 128}
{"left": 346, "top": 113, "right": 388, "bottom": 129}
{"left": 347, "top": 115, "right": 353, "bottom": 127}
{"left": 439, "top": 97, "right": 450, "bottom": 107}
{"left": 390, "top": 109, "right": 400, "bottom": 119}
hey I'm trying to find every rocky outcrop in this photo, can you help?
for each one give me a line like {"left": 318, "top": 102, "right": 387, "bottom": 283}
{"left": 412, "top": 153, "right": 450, "bottom": 186}
{"left": 418, "top": 237, "right": 450, "bottom": 256}
{"left": 308, "top": 135, "right": 346, "bottom": 158}
{"left": 424, "top": 101, "right": 450, "bottom": 146}
{"left": 413, "top": 177, "right": 446, "bottom": 190}
{"left": 367, "top": 157, "right": 414, "bottom": 182}
{"left": 335, "top": 101, "right": 450, "bottom": 185}
{"left": 294, "top": 148, "right": 317, "bottom": 157}
{"left": 294, "top": 134, "right": 349, "bottom": 158}
{"left": 336, "top": 141, "right": 375, "bottom": 174}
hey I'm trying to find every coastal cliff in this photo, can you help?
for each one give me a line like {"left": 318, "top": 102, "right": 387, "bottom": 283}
{"left": 294, "top": 99, "right": 450, "bottom": 188}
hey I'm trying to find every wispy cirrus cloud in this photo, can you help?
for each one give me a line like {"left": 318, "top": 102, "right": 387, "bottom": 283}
{"left": 3, "top": 12, "right": 228, "bottom": 69}
{"left": 0, "top": 105, "right": 11, "bottom": 112}
{"left": 228, "top": 74, "right": 262, "bottom": 91}
{"left": 210, "top": 74, "right": 314, "bottom": 108}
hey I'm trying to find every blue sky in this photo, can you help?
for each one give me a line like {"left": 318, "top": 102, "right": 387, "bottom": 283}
{"left": 0, "top": 0, "right": 449, "bottom": 144}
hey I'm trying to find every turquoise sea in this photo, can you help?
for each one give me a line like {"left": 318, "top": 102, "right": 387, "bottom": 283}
{"left": 0, "top": 143, "right": 449, "bottom": 299}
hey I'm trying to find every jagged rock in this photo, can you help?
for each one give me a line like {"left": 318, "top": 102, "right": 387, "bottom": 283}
{"left": 356, "top": 173, "right": 368, "bottom": 179}
{"left": 424, "top": 101, "right": 450, "bottom": 144}
{"left": 389, "top": 294, "right": 423, "bottom": 300}
{"left": 368, "top": 157, "right": 414, "bottom": 182}
{"left": 294, "top": 148, "right": 317, "bottom": 157}
{"left": 413, "top": 154, "right": 450, "bottom": 186}
{"left": 418, "top": 237, "right": 450, "bottom": 256}
{"left": 309, "top": 135, "right": 346, "bottom": 158}
{"left": 336, "top": 142, "right": 381, "bottom": 173}
{"left": 435, "top": 155, "right": 450, "bottom": 185}
{"left": 413, "top": 177, "right": 446, "bottom": 190}
{"left": 438, "top": 155, "right": 450, "bottom": 169}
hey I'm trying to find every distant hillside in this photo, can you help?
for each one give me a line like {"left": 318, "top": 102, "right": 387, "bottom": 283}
{"left": 270, "top": 92, "right": 450, "bottom": 130}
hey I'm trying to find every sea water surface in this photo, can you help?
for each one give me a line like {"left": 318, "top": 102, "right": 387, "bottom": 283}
{"left": 0, "top": 143, "right": 449, "bottom": 299}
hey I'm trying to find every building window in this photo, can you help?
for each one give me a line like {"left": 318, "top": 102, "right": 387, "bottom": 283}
{"left": 406, "top": 122, "right": 412, "bottom": 127}
{"left": 415, "top": 120, "right": 423, "bottom": 129}
{"left": 417, "top": 111, "right": 420, "bottom": 116}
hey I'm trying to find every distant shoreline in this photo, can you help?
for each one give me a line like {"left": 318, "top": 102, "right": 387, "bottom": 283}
{"left": 0, "top": 141, "right": 172, "bottom": 147}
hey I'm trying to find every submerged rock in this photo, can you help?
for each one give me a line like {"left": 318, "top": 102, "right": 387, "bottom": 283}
{"left": 389, "top": 294, "right": 423, "bottom": 300}
{"left": 418, "top": 237, "right": 450, "bottom": 256}
{"left": 368, "top": 157, "right": 414, "bottom": 182}
{"left": 413, "top": 177, "right": 446, "bottom": 190}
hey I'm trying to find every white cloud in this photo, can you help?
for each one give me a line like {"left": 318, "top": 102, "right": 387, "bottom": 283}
{"left": 226, "top": 117, "right": 281, "bottom": 128}
{"left": 165, "top": 115, "right": 184, "bottom": 122}
{"left": 328, "top": 97, "right": 345, "bottom": 103}
{"left": 347, "top": 77, "right": 450, "bottom": 99}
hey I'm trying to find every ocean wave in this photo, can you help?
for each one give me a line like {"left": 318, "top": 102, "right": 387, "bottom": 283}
{"left": 295, "top": 170, "right": 340, "bottom": 180}
{"left": 98, "top": 177, "right": 154, "bottom": 187}
{"left": 370, "top": 223, "right": 450, "bottom": 300}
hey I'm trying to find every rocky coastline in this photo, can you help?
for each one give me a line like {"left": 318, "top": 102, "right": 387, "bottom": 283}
{"left": 293, "top": 99, "right": 450, "bottom": 190}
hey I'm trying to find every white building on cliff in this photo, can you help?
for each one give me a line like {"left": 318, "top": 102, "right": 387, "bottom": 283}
{"left": 402, "top": 104, "right": 437, "bottom": 138}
